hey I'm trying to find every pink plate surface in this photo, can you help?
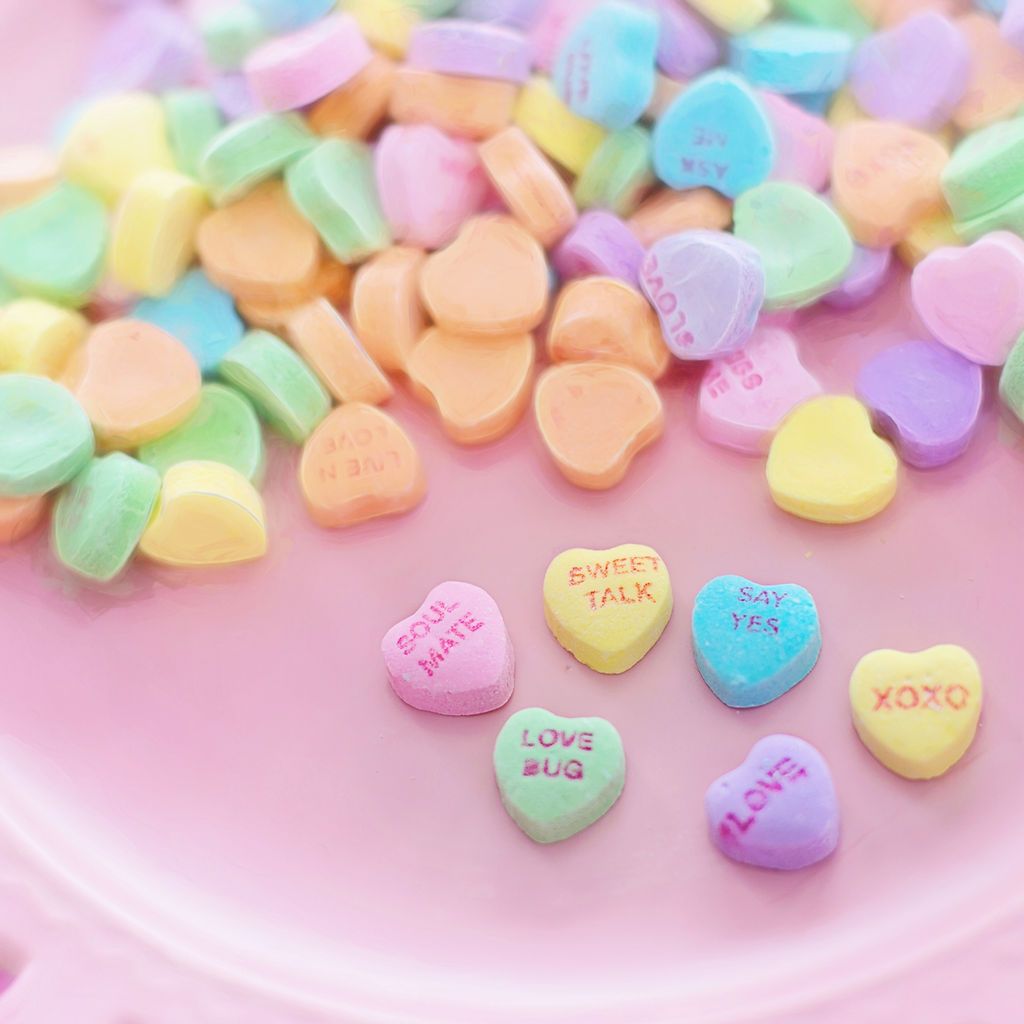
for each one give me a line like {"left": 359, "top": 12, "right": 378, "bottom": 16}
{"left": 0, "top": 3, "right": 1021, "bottom": 1021}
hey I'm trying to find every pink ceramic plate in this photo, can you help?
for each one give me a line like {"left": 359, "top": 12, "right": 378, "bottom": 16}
{"left": 0, "top": 3, "right": 1021, "bottom": 1020}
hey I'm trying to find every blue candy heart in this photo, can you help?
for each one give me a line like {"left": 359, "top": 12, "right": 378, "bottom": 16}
{"left": 691, "top": 574, "right": 821, "bottom": 708}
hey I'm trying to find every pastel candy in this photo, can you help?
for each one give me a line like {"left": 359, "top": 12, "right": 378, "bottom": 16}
{"left": 299, "top": 403, "right": 426, "bottom": 528}
{"left": 767, "top": 395, "right": 899, "bottom": 524}
{"left": 0, "top": 145, "right": 59, "bottom": 212}
{"left": 0, "top": 300, "right": 87, "bottom": 379}
{"left": 705, "top": 735, "right": 839, "bottom": 870}
{"left": 109, "top": 170, "right": 209, "bottom": 298}
{"left": 199, "top": 113, "right": 315, "bottom": 206}
{"left": 164, "top": 90, "right": 223, "bottom": 179}
{"left": 999, "top": 331, "right": 1024, "bottom": 423}
{"left": 250, "top": 0, "right": 334, "bottom": 32}
{"left": 133, "top": 269, "right": 244, "bottom": 377}
{"left": 391, "top": 67, "right": 518, "bottom": 141}
{"left": 407, "top": 329, "right": 534, "bottom": 444}
{"left": 639, "top": 230, "right": 765, "bottom": 359}
{"left": 0, "top": 183, "right": 108, "bottom": 308}
{"left": 65, "top": 320, "right": 202, "bottom": 451}
{"left": 0, "top": 375, "right": 95, "bottom": 497}
{"left": 52, "top": 453, "right": 160, "bottom": 582}
{"left": 458, "top": 0, "right": 543, "bottom": 27}
{"left": 309, "top": 54, "right": 397, "bottom": 140}
{"left": 778, "top": 0, "right": 870, "bottom": 35}
{"left": 953, "top": 12, "right": 1024, "bottom": 131}
{"left": 211, "top": 73, "right": 259, "bottom": 122}
{"left": 535, "top": 363, "right": 664, "bottom": 489}
{"left": 0, "top": 495, "right": 49, "bottom": 546}
{"left": 941, "top": 116, "right": 1024, "bottom": 224}
{"left": 729, "top": 22, "right": 853, "bottom": 95}
{"left": 856, "top": 340, "right": 983, "bottom": 468}
{"left": 138, "top": 383, "right": 264, "bottom": 483}
{"left": 552, "top": 210, "right": 645, "bottom": 286}
{"left": 201, "top": 4, "right": 267, "bottom": 71}
{"left": 698, "top": 325, "right": 822, "bottom": 454}
{"left": 382, "top": 581, "right": 514, "bottom": 715}
{"left": 219, "top": 330, "right": 329, "bottom": 443}
{"left": 347, "top": 0, "right": 420, "bottom": 57}
{"left": 896, "top": 208, "right": 961, "bottom": 269}
{"left": 514, "top": 76, "right": 607, "bottom": 175}
{"left": 548, "top": 276, "right": 669, "bottom": 379}
{"left": 420, "top": 215, "right": 548, "bottom": 336}
{"left": 832, "top": 120, "right": 949, "bottom": 247}
{"left": 235, "top": 258, "right": 352, "bottom": 332}
{"left": 245, "top": 14, "right": 373, "bottom": 112}
{"left": 351, "top": 247, "right": 427, "bottom": 374}
{"left": 286, "top": 140, "right": 391, "bottom": 263}
{"left": 759, "top": 91, "right": 834, "bottom": 192}
{"left": 573, "top": 126, "right": 654, "bottom": 218}
{"left": 1003, "top": 0, "right": 1024, "bottom": 48}
{"left": 652, "top": 71, "right": 775, "bottom": 197}
{"left": 911, "top": 232, "right": 1024, "bottom": 366}
{"left": 692, "top": 575, "right": 821, "bottom": 708}
{"left": 139, "top": 460, "right": 267, "bottom": 567}
{"left": 685, "top": 0, "right": 771, "bottom": 34}
{"left": 494, "top": 707, "right": 625, "bottom": 844}
{"left": 554, "top": 1, "right": 659, "bottom": 130}
{"left": 529, "top": 0, "right": 602, "bottom": 72}
{"left": 407, "top": 19, "right": 532, "bottom": 81}
{"left": 648, "top": 0, "right": 721, "bottom": 79}
{"left": 850, "top": 645, "right": 982, "bottom": 779}
{"left": 376, "top": 125, "right": 489, "bottom": 250}
{"left": 849, "top": 12, "right": 970, "bottom": 130}
{"left": 822, "top": 244, "right": 892, "bottom": 308}
{"left": 628, "top": 188, "right": 733, "bottom": 247}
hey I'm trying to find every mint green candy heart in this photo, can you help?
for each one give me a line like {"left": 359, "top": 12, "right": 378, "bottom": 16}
{"left": 999, "top": 333, "right": 1024, "bottom": 423}
{"left": 200, "top": 113, "right": 315, "bottom": 206}
{"left": 138, "top": 383, "right": 264, "bottom": 483}
{"left": 164, "top": 89, "right": 224, "bottom": 179}
{"left": 574, "top": 125, "right": 654, "bottom": 217}
{"left": 0, "top": 375, "right": 95, "bottom": 497}
{"left": 777, "top": 0, "right": 869, "bottom": 38}
{"left": 200, "top": 4, "right": 267, "bottom": 71}
{"left": 286, "top": 140, "right": 391, "bottom": 264}
{"left": 734, "top": 182, "right": 853, "bottom": 310}
{"left": 0, "top": 276, "right": 17, "bottom": 304}
{"left": 52, "top": 453, "right": 160, "bottom": 582}
{"left": 0, "top": 183, "right": 107, "bottom": 308}
{"left": 942, "top": 117, "right": 1024, "bottom": 225}
{"left": 219, "top": 330, "right": 330, "bottom": 443}
{"left": 494, "top": 707, "right": 626, "bottom": 844}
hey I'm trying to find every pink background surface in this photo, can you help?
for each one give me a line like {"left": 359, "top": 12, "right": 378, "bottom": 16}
{"left": 0, "top": 2, "right": 1022, "bottom": 1021}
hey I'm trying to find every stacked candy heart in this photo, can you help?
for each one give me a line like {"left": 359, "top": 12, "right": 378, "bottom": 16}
{"left": 1, "top": 0, "right": 1024, "bottom": 580}
{"left": 387, "top": 550, "right": 983, "bottom": 864}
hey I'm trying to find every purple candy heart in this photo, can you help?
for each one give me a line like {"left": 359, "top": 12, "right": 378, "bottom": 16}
{"left": 823, "top": 244, "right": 892, "bottom": 309}
{"left": 553, "top": 210, "right": 646, "bottom": 286}
{"left": 705, "top": 734, "right": 839, "bottom": 871}
{"left": 849, "top": 12, "right": 970, "bottom": 130}
{"left": 646, "top": 0, "right": 721, "bottom": 79}
{"left": 639, "top": 229, "right": 764, "bottom": 360}
{"left": 408, "top": 19, "right": 532, "bottom": 83}
{"left": 1004, "top": 0, "right": 1024, "bottom": 50}
{"left": 457, "top": 0, "right": 545, "bottom": 31}
{"left": 855, "top": 339, "right": 983, "bottom": 469}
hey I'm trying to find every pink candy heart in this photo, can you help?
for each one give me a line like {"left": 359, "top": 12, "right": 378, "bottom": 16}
{"left": 911, "top": 231, "right": 1024, "bottom": 366}
{"left": 760, "top": 91, "right": 834, "bottom": 193}
{"left": 382, "top": 581, "right": 514, "bottom": 716}
{"left": 698, "top": 325, "right": 822, "bottom": 454}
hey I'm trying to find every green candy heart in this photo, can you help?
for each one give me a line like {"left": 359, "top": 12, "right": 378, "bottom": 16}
{"left": 200, "top": 113, "right": 315, "bottom": 206}
{"left": 164, "top": 89, "right": 224, "bottom": 180}
{"left": 0, "top": 183, "right": 107, "bottom": 308}
{"left": 0, "top": 375, "right": 95, "bottom": 497}
{"left": 734, "top": 182, "right": 854, "bottom": 310}
{"left": 199, "top": 3, "right": 267, "bottom": 71}
{"left": 286, "top": 140, "right": 391, "bottom": 264}
{"left": 219, "top": 330, "right": 330, "bottom": 444}
{"left": 52, "top": 453, "right": 160, "bottom": 582}
{"left": 493, "top": 707, "right": 626, "bottom": 844}
{"left": 942, "top": 116, "right": 1024, "bottom": 225}
{"left": 138, "top": 383, "right": 265, "bottom": 483}
{"left": 999, "top": 332, "right": 1024, "bottom": 423}
{"left": 777, "top": 0, "right": 869, "bottom": 37}
{"left": 574, "top": 126, "right": 654, "bottom": 217}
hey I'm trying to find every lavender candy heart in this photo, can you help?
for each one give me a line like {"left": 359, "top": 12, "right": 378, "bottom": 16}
{"left": 212, "top": 73, "right": 259, "bottom": 121}
{"left": 856, "top": 339, "right": 983, "bottom": 469}
{"left": 408, "top": 19, "right": 532, "bottom": 82}
{"left": 633, "top": 0, "right": 721, "bottom": 79}
{"left": 552, "top": 210, "right": 646, "bottom": 286}
{"left": 639, "top": 229, "right": 764, "bottom": 360}
{"left": 457, "top": 0, "right": 545, "bottom": 30}
{"left": 705, "top": 735, "right": 839, "bottom": 871}
{"left": 823, "top": 245, "right": 892, "bottom": 309}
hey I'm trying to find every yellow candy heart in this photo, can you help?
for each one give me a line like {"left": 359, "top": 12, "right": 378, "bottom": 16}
{"left": 139, "top": 461, "right": 267, "bottom": 567}
{"left": 0, "top": 299, "right": 86, "bottom": 378}
{"left": 850, "top": 645, "right": 982, "bottom": 780}
{"left": 766, "top": 395, "right": 898, "bottom": 524}
{"left": 543, "top": 543, "right": 673, "bottom": 674}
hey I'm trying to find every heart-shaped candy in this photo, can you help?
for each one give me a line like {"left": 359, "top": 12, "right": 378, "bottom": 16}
{"left": 639, "top": 229, "right": 765, "bottom": 359}
{"left": 652, "top": 70, "right": 775, "bottom": 197}
{"left": 535, "top": 362, "right": 664, "bottom": 489}
{"left": 760, "top": 91, "right": 834, "bottom": 193}
{"left": 911, "top": 232, "right": 1024, "bottom": 366}
{"left": 692, "top": 575, "right": 821, "bottom": 708}
{"left": 494, "top": 706, "right": 626, "bottom": 843}
{"left": 383, "top": 581, "right": 514, "bottom": 716}
{"left": 856, "top": 340, "right": 983, "bottom": 468}
{"left": 822, "top": 244, "right": 892, "bottom": 309}
{"left": 704, "top": 734, "right": 839, "bottom": 870}
{"left": 698, "top": 325, "right": 822, "bottom": 454}
{"left": 767, "top": 395, "right": 898, "bottom": 524}
{"left": 543, "top": 543, "right": 672, "bottom": 674}
{"left": 734, "top": 182, "right": 854, "bottom": 309}
{"left": 849, "top": 645, "right": 982, "bottom": 779}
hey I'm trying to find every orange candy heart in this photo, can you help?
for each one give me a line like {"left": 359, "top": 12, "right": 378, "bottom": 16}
{"left": 407, "top": 328, "right": 535, "bottom": 445}
{"left": 420, "top": 215, "right": 549, "bottom": 337}
{"left": 236, "top": 260, "right": 353, "bottom": 332}
{"left": 299, "top": 403, "right": 426, "bottom": 527}
{"left": 65, "top": 319, "right": 201, "bottom": 450}
{"left": 535, "top": 362, "right": 665, "bottom": 490}
{"left": 953, "top": 13, "right": 1024, "bottom": 133}
{"left": 309, "top": 54, "right": 396, "bottom": 140}
{"left": 627, "top": 188, "right": 733, "bottom": 248}
{"left": 389, "top": 67, "right": 518, "bottom": 141}
{"left": 832, "top": 120, "right": 948, "bottom": 247}
{"left": 548, "top": 277, "right": 670, "bottom": 381}
{"left": 0, "top": 494, "right": 48, "bottom": 545}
